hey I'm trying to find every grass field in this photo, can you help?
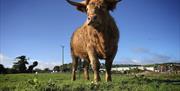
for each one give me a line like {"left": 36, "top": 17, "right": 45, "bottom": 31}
{"left": 0, "top": 72, "right": 180, "bottom": 91}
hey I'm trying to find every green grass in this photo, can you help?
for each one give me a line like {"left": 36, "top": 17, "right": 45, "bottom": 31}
{"left": 0, "top": 72, "right": 180, "bottom": 91}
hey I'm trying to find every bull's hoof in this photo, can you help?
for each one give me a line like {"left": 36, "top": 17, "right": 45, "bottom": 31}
{"left": 72, "top": 78, "right": 76, "bottom": 81}
{"left": 91, "top": 81, "right": 99, "bottom": 85}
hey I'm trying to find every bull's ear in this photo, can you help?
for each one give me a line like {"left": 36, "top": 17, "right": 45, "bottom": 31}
{"left": 106, "top": 0, "right": 121, "bottom": 11}
{"left": 66, "top": 0, "right": 87, "bottom": 12}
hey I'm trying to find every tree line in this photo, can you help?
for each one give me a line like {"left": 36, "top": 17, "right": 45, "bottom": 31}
{"left": 2, "top": 55, "right": 178, "bottom": 74}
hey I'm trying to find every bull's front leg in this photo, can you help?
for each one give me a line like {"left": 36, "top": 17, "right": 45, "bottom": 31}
{"left": 87, "top": 47, "right": 101, "bottom": 82}
{"left": 91, "top": 58, "right": 101, "bottom": 82}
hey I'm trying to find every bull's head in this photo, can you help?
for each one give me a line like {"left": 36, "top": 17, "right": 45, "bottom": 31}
{"left": 66, "top": 0, "right": 121, "bottom": 26}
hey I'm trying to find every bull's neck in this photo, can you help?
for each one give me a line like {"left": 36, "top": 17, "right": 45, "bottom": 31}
{"left": 101, "top": 12, "right": 114, "bottom": 25}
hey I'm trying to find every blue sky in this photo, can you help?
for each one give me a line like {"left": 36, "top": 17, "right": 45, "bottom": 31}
{"left": 0, "top": 0, "right": 180, "bottom": 69}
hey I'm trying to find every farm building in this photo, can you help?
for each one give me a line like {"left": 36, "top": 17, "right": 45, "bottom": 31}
{"left": 111, "top": 66, "right": 155, "bottom": 72}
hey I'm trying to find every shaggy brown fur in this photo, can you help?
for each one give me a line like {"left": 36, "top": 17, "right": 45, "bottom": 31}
{"left": 67, "top": 0, "right": 121, "bottom": 82}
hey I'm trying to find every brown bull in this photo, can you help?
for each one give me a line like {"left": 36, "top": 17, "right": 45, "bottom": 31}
{"left": 66, "top": 0, "right": 121, "bottom": 82}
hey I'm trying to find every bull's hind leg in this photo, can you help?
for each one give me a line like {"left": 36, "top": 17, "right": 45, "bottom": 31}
{"left": 83, "top": 59, "right": 90, "bottom": 80}
{"left": 72, "top": 55, "right": 79, "bottom": 81}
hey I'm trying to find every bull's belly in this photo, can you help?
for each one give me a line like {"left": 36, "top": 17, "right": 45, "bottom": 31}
{"left": 73, "top": 48, "right": 88, "bottom": 59}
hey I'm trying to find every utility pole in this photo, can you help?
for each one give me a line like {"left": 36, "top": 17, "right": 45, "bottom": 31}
{"left": 61, "top": 45, "right": 64, "bottom": 72}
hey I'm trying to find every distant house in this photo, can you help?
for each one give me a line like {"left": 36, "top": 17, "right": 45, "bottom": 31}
{"left": 159, "top": 65, "right": 168, "bottom": 72}
{"left": 168, "top": 64, "right": 180, "bottom": 73}
{"left": 137, "top": 66, "right": 145, "bottom": 70}
{"left": 144, "top": 67, "right": 154, "bottom": 71}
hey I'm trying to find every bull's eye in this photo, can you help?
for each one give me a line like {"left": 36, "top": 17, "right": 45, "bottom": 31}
{"left": 94, "top": 16, "right": 97, "bottom": 20}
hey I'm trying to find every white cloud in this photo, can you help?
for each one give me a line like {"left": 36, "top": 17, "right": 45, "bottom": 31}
{"left": 131, "top": 59, "right": 141, "bottom": 64}
{"left": 130, "top": 47, "right": 180, "bottom": 64}
{"left": 21, "top": 58, "right": 61, "bottom": 70}
{"left": 0, "top": 53, "right": 14, "bottom": 68}
{"left": 132, "top": 48, "right": 150, "bottom": 54}
{"left": 117, "top": 52, "right": 180, "bottom": 65}
{"left": 35, "top": 60, "right": 60, "bottom": 70}
{"left": 117, "top": 58, "right": 141, "bottom": 64}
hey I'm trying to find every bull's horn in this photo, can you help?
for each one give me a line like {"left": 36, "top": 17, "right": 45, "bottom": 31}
{"left": 66, "top": 0, "right": 86, "bottom": 6}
